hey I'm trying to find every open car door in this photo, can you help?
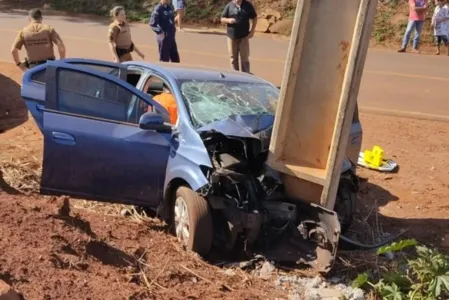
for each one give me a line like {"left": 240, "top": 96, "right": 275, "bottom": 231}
{"left": 39, "top": 60, "right": 171, "bottom": 207}
{"left": 22, "top": 59, "right": 128, "bottom": 132}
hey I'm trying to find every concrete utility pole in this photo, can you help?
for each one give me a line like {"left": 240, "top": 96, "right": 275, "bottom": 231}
{"left": 267, "top": 0, "right": 378, "bottom": 209}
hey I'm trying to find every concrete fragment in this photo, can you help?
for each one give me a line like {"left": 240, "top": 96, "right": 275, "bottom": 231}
{"left": 0, "top": 280, "right": 21, "bottom": 300}
{"left": 305, "top": 288, "right": 343, "bottom": 300}
{"left": 259, "top": 261, "right": 276, "bottom": 279}
{"left": 343, "top": 287, "right": 365, "bottom": 300}
{"left": 329, "top": 277, "right": 341, "bottom": 284}
{"left": 304, "top": 289, "right": 321, "bottom": 300}
{"left": 305, "top": 276, "right": 323, "bottom": 289}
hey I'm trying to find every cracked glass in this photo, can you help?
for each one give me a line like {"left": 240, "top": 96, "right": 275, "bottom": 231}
{"left": 179, "top": 80, "right": 279, "bottom": 128}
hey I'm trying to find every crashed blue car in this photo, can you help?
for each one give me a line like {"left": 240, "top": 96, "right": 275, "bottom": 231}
{"left": 22, "top": 58, "right": 361, "bottom": 272}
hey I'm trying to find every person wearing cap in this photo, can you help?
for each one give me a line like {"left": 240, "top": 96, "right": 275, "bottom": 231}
{"left": 221, "top": 0, "right": 257, "bottom": 73}
{"left": 108, "top": 6, "right": 145, "bottom": 63}
{"left": 11, "top": 8, "right": 66, "bottom": 71}
{"left": 149, "top": 0, "right": 180, "bottom": 63}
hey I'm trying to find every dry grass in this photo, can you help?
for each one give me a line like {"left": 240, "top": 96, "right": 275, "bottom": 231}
{"left": 0, "top": 158, "right": 41, "bottom": 194}
{"left": 0, "top": 145, "right": 164, "bottom": 233}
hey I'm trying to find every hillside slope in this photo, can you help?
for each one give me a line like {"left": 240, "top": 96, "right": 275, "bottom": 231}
{"left": 0, "top": 0, "right": 438, "bottom": 46}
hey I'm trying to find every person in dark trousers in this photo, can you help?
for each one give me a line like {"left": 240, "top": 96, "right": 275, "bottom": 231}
{"left": 221, "top": 0, "right": 257, "bottom": 73}
{"left": 149, "top": 0, "right": 180, "bottom": 63}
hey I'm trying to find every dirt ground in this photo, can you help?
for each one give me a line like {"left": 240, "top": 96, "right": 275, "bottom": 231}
{"left": 0, "top": 61, "right": 448, "bottom": 299}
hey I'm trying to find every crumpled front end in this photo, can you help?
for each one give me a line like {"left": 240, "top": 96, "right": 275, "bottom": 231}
{"left": 197, "top": 126, "right": 340, "bottom": 273}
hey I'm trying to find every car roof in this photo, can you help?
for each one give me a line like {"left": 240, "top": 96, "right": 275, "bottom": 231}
{"left": 126, "top": 61, "right": 272, "bottom": 84}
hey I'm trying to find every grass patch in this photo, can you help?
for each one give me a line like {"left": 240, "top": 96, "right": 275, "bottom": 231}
{"left": 352, "top": 240, "right": 449, "bottom": 299}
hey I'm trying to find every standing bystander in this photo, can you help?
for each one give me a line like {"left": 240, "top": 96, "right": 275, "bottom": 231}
{"left": 11, "top": 8, "right": 66, "bottom": 71}
{"left": 431, "top": 0, "right": 449, "bottom": 55}
{"left": 221, "top": 0, "right": 257, "bottom": 73}
{"left": 150, "top": 0, "right": 180, "bottom": 63}
{"left": 173, "top": 0, "right": 186, "bottom": 31}
{"left": 108, "top": 6, "right": 145, "bottom": 63}
{"left": 398, "top": 0, "right": 428, "bottom": 53}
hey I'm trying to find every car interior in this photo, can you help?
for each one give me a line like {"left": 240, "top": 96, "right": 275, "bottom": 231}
{"left": 140, "top": 76, "right": 177, "bottom": 124}
{"left": 126, "top": 72, "right": 141, "bottom": 87}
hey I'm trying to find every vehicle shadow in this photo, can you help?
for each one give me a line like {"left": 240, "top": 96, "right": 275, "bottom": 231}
{"left": 0, "top": 72, "right": 28, "bottom": 133}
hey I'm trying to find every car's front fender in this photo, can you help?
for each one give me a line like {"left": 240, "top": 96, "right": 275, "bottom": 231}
{"left": 164, "top": 162, "right": 209, "bottom": 195}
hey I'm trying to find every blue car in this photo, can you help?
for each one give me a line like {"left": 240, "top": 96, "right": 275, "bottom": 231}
{"left": 22, "top": 58, "right": 362, "bottom": 271}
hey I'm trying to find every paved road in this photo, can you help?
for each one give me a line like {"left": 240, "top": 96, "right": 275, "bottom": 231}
{"left": 1, "top": 10, "right": 449, "bottom": 118}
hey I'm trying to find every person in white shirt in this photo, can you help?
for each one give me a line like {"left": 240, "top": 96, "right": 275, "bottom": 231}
{"left": 431, "top": 0, "right": 449, "bottom": 55}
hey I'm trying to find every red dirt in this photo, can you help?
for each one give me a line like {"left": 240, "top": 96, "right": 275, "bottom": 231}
{"left": 354, "top": 114, "right": 449, "bottom": 250}
{"left": 0, "top": 62, "right": 448, "bottom": 298}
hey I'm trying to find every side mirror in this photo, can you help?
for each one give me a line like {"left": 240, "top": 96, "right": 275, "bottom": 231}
{"left": 139, "top": 112, "right": 172, "bottom": 133}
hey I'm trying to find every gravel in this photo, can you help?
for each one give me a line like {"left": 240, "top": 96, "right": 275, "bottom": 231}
{"left": 274, "top": 274, "right": 366, "bottom": 300}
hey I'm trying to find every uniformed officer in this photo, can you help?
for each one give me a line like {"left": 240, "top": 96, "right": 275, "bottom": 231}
{"left": 149, "top": 0, "right": 180, "bottom": 63}
{"left": 11, "top": 8, "right": 66, "bottom": 72}
{"left": 108, "top": 6, "right": 145, "bottom": 63}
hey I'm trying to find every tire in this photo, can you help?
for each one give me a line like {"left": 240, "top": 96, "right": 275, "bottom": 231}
{"left": 172, "top": 186, "right": 213, "bottom": 257}
{"left": 335, "top": 174, "right": 358, "bottom": 234}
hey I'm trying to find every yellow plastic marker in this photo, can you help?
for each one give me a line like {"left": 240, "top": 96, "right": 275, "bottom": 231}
{"left": 363, "top": 145, "right": 384, "bottom": 168}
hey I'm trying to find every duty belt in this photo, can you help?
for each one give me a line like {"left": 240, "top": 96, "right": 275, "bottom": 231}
{"left": 25, "top": 57, "right": 55, "bottom": 68}
{"left": 116, "top": 43, "right": 134, "bottom": 57}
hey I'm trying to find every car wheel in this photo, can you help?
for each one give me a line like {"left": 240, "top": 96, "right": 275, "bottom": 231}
{"left": 335, "top": 173, "right": 358, "bottom": 234}
{"left": 172, "top": 186, "right": 213, "bottom": 257}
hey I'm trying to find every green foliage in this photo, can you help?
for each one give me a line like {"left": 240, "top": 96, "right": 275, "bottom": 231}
{"left": 354, "top": 240, "right": 449, "bottom": 300}
{"left": 377, "top": 239, "right": 418, "bottom": 255}
{"left": 352, "top": 272, "right": 369, "bottom": 288}
{"left": 373, "top": 8, "right": 396, "bottom": 43}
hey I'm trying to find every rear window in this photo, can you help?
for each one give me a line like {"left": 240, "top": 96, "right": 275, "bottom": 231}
{"left": 30, "top": 64, "right": 120, "bottom": 85}
{"left": 31, "top": 70, "right": 46, "bottom": 84}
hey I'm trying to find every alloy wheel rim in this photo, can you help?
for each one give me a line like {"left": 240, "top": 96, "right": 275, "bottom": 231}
{"left": 174, "top": 196, "right": 190, "bottom": 246}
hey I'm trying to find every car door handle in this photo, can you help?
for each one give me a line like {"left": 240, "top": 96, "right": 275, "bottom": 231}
{"left": 52, "top": 132, "right": 76, "bottom": 146}
{"left": 36, "top": 104, "right": 45, "bottom": 111}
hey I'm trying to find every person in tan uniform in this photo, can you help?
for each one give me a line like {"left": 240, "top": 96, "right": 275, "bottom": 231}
{"left": 108, "top": 6, "right": 145, "bottom": 63}
{"left": 11, "top": 8, "right": 66, "bottom": 72}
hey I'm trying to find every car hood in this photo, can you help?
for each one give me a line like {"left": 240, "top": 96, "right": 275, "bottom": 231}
{"left": 196, "top": 114, "right": 354, "bottom": 172}
{"left": 196, "top": 114, "right": 274, "bottom": 149}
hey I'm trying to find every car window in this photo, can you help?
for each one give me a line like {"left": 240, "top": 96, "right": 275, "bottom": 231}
{"left": 179, "top": 80, "right": 279, "bottom": 128}
{"left": 69, "top": 63, "right": 118, "bottom": 75}
{"left": 30, "top": 64, "right": 120, "bottom": 85}
{"left": 57, "top": 69, "right": 151, "bottom": 124}
{"left": 31, "top": 69, "right": 46, "bottom": 84}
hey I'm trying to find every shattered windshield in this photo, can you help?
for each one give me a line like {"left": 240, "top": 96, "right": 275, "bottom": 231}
{"left": 180, "top": 80, "right": 279, "bottom": 128}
